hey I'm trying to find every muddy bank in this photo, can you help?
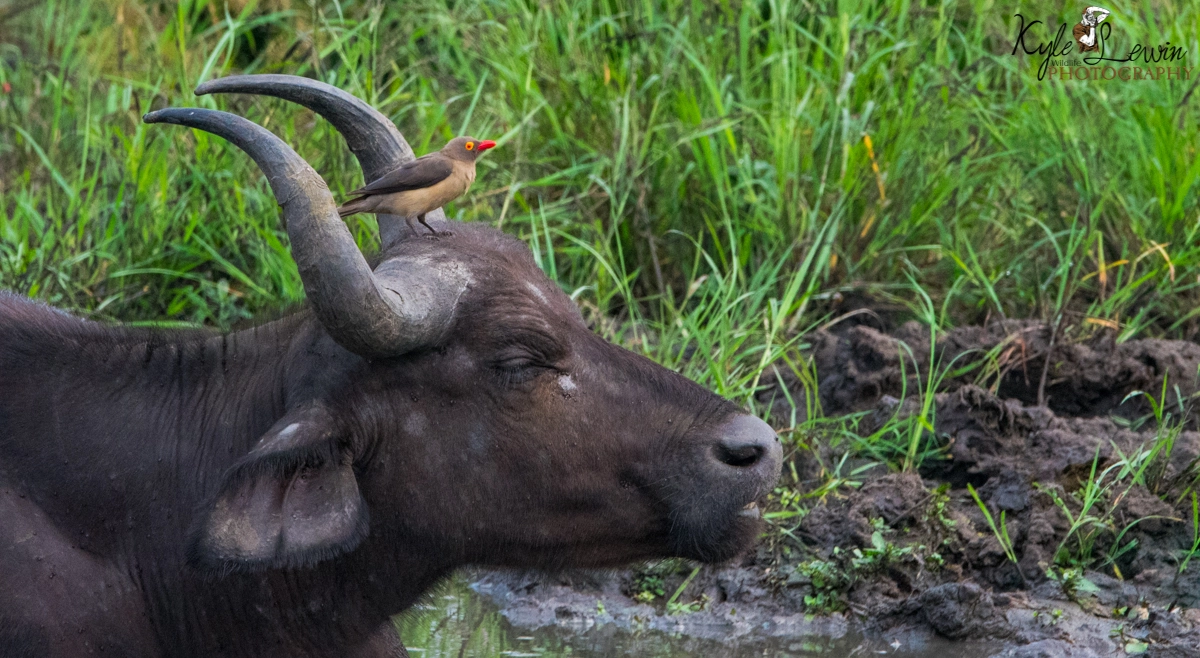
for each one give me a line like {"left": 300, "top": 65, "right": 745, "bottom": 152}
{"left": 476, "top": 321, "right": 1200, "bottom": 656}
{"left": 471, "top": 569, "right": 1199, "bottom": 657}
{"left": 470, "top": 569, "right": 1003, "bottom": 656}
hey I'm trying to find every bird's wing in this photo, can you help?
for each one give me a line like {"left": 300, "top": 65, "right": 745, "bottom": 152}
{"left": 348, "top": 155, "right": 454, "bottom": 196}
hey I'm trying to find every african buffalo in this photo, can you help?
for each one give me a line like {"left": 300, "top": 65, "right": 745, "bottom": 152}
{"left": 0, "top": 75, "right": 781, "bottom": 657}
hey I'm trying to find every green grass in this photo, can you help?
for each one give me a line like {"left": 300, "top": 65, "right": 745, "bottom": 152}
{"left": 968, "top": 482, "right": 1019, "bottom": 565}
{"left": 2, "top": 1, "right": 1199, "bottom": 466}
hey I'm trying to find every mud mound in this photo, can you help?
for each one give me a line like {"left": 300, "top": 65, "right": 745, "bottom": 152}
{"left": 764, "top": 321, "right": 1200, "bottom": 420}
{"left": 765, "top": 360, "right": 1200, "bottom": 653}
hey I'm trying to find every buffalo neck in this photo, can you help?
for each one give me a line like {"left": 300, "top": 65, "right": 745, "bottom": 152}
{"left": 0, "top": 305, "right": 332, "bottom": 541}
{"left": 0, "top": 296, "right": 453, "bottom": 649}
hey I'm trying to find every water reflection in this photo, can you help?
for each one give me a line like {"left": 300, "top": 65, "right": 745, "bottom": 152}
{"left": 395, "top": 575, "right": 1001, "bottom": 657}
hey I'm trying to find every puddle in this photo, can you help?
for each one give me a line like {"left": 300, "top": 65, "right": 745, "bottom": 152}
{"left": 395, "top": 574, "right": 1003, "bottom": 657}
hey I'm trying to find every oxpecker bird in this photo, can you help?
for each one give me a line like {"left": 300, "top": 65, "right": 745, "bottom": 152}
{"left": 336, "top": 136, "right": 496, "bottom": 236}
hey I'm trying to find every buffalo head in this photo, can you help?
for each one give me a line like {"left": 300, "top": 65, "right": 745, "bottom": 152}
{"left": 146, "top": 76, "right": 782, "bottom": 581}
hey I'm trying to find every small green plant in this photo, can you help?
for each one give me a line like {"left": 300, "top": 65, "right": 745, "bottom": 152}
{"left": 1180, "top": 492, "right": 1200, "bottom": 574}
{"left": 1045, "top": 566, "right": 1101, "bottom": 602}
{"left": 902, "top": 279, "right": 943, "bottom": 473}
{"left": 1125, "top": 640, "right": 1150, "bottom": 655}
{"left": 1034, "top": 438, "right": 1181, "bottom": 573}
{"left": 1111, "top": 625, "right": 1152, "bottom": 656}
{"left": 845, "top": 291, "right": 983, "bottom": 473}
{"left": 796, "top": 558, "right": 851, "bottom": 614}
{"left": 666, "top": 594, "right": 709, "bottom": 615}
{"left": 849, "top": 361, "right": 949, "bottom": 473}
{"left": 1119, "top": 375, "right": 1190, "bottom": 497}
{"left": 1032, "top": 608, "right": 1064, "bottom": 627}
{"left": 631, "top": 571, "right": 666, "bottom": 603}
{"left": 926, "top": 551, "right": 945, "bottom": 569}
{"left": 789, "top": 521, "right": 936, "bottom": 614}
{"left": 928, "top": 483, "right": 958, "bottom": 531}
{"left": 801, "top": 451, "right": 874, "bottom": 502}
{"left": 967, "top": 483, "right": 1018, "bottom": 564}
{"left": 850, "top": 528, "right": 913, "bottom": 573}
{"left": 664, "top": 566, "right": 707, "bottom": 615}
{"left": 1035, "top": 446, "right": 1135, "bottom": 568}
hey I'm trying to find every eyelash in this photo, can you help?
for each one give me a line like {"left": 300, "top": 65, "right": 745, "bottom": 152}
{"left": 491, "top": 351, "right": 557, "bottom": 386}
{"left": 494, "top": 361, "right": 548, "bottom": 386}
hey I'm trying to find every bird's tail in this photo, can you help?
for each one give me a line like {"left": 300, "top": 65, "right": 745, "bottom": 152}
{"left": 336, "top": 197, "right": 369, "bottom": 218}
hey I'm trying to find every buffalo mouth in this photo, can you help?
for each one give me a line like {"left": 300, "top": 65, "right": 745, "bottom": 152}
{"left": 664, "top": 497, "right": 768, "bottom": 564}
{"left": 657, "top": 414, "right": 783, "bottom": 564}
{"left": 656, "top": 470, "right": 778, "bottom": 564}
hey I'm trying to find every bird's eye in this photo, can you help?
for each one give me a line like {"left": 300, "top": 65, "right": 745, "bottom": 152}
{"left": 465, "top": 141, "right": 475, "bottom": 151}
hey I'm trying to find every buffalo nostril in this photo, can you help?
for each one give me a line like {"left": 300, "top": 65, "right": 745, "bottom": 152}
{"left": 715, "top": 441, "right": 765, "bottom": 468}
{"left": 712, "top": 415, "right": 779, "bottom": 469}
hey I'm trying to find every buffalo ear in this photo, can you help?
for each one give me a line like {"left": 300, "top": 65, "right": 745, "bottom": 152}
{"left": 188, "top": 401, "right": 369, "bottom": 573}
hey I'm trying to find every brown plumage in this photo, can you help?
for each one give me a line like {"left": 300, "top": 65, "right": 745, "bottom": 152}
{"left": 336, "top": 136, "right": 496, "bottom": 236}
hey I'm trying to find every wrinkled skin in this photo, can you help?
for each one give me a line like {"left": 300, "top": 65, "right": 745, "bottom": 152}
{"left": 0, "top": 223, "right": 781, "bottom": 657}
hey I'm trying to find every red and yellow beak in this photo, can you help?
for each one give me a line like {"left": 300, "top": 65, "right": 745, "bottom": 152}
{"left": 478, "top": 140, "right": 497, "bottom": 152}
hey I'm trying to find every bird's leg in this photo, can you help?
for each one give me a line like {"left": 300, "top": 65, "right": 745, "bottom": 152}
{"left": 405, "top": 216, "right": 420, "bottom": 237}
{"left": 417, "top": 213, "right": 453, "bottom": 238}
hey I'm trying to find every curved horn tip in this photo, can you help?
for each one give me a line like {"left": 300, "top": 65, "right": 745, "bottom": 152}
{"left": 194, "top": 79, "right": 219, "bottom": 96}
{"left": 142, "top": 109, "right": 181, "bottom": 124}
{"left": 143, "top": 109, "right": 203, "bottom": 126}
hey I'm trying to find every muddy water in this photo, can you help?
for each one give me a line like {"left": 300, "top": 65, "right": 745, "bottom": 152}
{"left": 395, "top": 574, "right": 1001, "bottom": 657}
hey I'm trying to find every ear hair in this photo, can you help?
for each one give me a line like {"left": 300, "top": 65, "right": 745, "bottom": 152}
{"left": 187, "top": 401, "right": 369, "bottom": 575}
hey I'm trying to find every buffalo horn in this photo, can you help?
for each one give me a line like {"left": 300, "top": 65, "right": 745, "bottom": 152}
{"left": 194, "top": 74, "right": 445, "bottom": 247}
{"left": 143, "top": 108, "right": 463, "bottom": 357}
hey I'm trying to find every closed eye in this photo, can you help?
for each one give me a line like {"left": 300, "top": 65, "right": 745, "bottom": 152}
{"left": 485, "top": 326, "right": 566, "bottom": 387}
{"left": 492, "top": 357, "right": 552, "bottom": 387}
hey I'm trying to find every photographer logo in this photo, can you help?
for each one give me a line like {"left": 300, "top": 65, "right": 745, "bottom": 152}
{"left": 1010, "top": 6, "right": 1190, "bottom": 81}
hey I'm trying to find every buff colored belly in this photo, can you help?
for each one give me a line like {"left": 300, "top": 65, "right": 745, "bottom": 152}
{"left": 368, "top": 165, "right": 475, "bottom": 217}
